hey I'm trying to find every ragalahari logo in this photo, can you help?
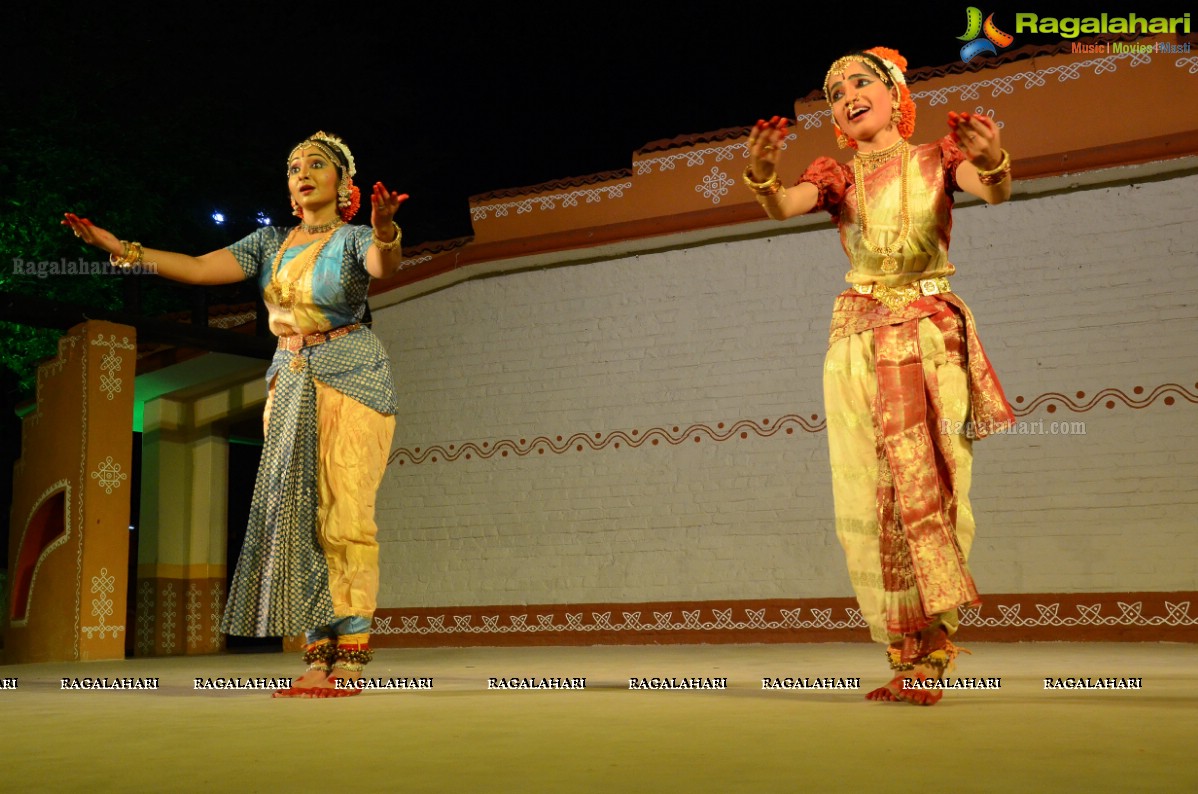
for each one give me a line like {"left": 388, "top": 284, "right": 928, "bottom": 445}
{"left": 959, "top": 7, "right": 1015, "bottom": 63}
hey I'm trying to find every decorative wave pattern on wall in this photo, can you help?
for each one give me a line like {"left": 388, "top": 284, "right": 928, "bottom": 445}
{"left": 372, "top": 599, "right": 1197, "bottom": 637}
{"left": 376, "top": 606, "right": 865, "bottom": 635}
{"left": 470, "top": 182, "right": 634, "bottom": 222}
{"left": 397, "top": 254, "right": 433, "bottom": 272}
{"left": 389, "top": 383, "right": 1198, "bottom": 466}
{"left": 1010, "top": 383, "right": 1198, "bottom": 415}
{"left": 790, "top": 51, "right": 1157, "bottom": 132}
{"left": 389, "top": 414, "right": 825, "bottom": 466}
{"left": 634, "top": 133, "right": 795, "bottom": 176}
{"left": 967, "top": 600, "right": 1197, "bottom": 629}
{"left": 648, "top": 50, "right": 1191, "bottom": 178}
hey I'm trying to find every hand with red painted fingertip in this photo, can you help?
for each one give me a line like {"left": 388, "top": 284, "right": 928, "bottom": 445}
{"left": 747, "top": 116, "right": 789, "bottom": 182}
{"left": 370, "top": 181, "right": 409, "bottom": 234}
{"left": 955, "top": 112, "right": 1003, "bottom": 170}
{"left": 947, "top": 111, "right": 962, "bottom": 144}
{"left": 61, "top": 212, "right": 122, "bottom": 256}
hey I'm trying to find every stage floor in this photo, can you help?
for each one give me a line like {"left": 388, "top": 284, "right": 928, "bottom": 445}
{"left": 1, "top": 642, "right": 1195, "bottom": 792}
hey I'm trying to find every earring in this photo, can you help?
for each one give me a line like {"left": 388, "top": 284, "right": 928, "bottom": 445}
{"left": 890, "top": 106, "right": 901, "bottom": 126}
{"left": 337, "top": 182, "right": 361, "bottom": 222}
{"left": 833, "top": 122, "right": 849, "bottom": 150}
{"left": 291, "top": 198, "right": 302, "bottom": 218}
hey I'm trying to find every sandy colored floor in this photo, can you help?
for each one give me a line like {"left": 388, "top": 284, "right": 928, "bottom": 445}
{"left": 0, "top": 642, "right": 1195, "bottom": 793}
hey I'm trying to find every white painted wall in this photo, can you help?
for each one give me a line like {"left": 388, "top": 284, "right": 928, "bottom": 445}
{"left": 372, "top": 168, "right": 1198, "bottom": 607}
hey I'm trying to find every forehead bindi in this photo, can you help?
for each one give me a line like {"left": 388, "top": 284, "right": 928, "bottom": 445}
{"left": 829, "top": 68, "right": 876, "bottom": 93}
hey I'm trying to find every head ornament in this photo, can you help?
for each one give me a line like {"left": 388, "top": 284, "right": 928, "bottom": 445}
{"left": 288, "top": 131, "right": 361, "bottom": 221}
{"left": 823, "top": 47, "right": 916, "bottom": 149}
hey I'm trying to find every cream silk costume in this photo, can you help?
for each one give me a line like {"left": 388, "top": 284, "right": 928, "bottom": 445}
{"left": 220, "top": 225, "right": 397, "bottom": 638}
{"left": 802, "top": 137, "right": 1014, "bottom": 643}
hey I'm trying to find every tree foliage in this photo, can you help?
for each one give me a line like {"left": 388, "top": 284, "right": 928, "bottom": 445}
{"left": 1, "top": 91, "right": 259, "bottom": 399}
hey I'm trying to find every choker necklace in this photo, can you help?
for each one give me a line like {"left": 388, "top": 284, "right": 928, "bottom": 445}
{"left": 300, "top": 218, "right": 345, "bottom": 234}
{"left": 853, "top": 139, "right": 910, "bottom": 274}
{"left": 854, "top": 137, "right": 906, "bottom": 164}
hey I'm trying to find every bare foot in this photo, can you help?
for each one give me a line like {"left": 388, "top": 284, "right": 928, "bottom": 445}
{"left": 865, "top": 674, "right": 905, "bottom": 702}
{"left": 864, "top": 666, "right": 945, "bottom": 705}
{"left": 894, "top": 662, "right": 945, "bottom": 706}
{"left": 294, "top": 674, "right": 363, "bottom": 698}
{"left": 272, "top": 668, "right": 331, "bottom": 699}
{"left": 868, "top": 629, "right": 952, "bottom": 705}
{"left": 867, "top": 642, "right": 911, "bottom": 702}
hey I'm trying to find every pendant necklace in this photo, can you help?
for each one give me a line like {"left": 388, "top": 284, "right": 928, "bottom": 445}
{"left": 268, "top": 222, "right": 343, "bottom": 309}
{"left": 853, "top": 139, "right": 910, "bottom": 274}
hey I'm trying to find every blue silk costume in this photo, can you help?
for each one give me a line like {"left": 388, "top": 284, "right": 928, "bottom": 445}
{"left": 220, "top": 225, "right": 398, "bottom": 637}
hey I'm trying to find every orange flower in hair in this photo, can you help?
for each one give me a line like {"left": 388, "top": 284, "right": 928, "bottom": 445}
{"left": 896, "top": 84, "right": 916, "bottom": 139}
{"left": 865, "top": 47, "right": 907, "bottom": 73}
{"left": 338, "top": 181, "right": 361, "bottom": 222}
{"left": 864, "top": 46, "right": 917, "bottom": 141}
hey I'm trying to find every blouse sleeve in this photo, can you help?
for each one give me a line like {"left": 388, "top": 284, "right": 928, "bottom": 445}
{"left": 938, "top": 135, "right": 968, "bottom": 195}
{"left": 797, "top": 157, "right": 850, "bottom": 215}
{"left": 345, "top": 225, "right": 375, "bottom": 271}
{"left": 226, "top": 226, "right": 282, "bottom": 279}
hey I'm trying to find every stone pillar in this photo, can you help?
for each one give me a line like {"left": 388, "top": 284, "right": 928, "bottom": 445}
{"left": 5, "top": 321, "right": 136, "bottom": 662}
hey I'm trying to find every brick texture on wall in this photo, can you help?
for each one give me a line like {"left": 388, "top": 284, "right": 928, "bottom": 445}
{"left": 371, "top": 172, "right": 1198, "bottom": 611}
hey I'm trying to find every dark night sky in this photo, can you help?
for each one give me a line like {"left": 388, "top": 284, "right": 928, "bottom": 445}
{"left": 7, "top": 1, "right": 1188, "bottom": 248}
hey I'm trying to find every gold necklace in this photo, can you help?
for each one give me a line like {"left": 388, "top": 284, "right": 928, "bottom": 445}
{"left": 853, "top": 139, "right": 910, "bottom": 274}
{"left": 268, "top": 226, "right": 339, "bottom": 309}
{"left": 854, "top": 136, "right": 906, "bottom": 165}
{"left": 300, "top": 218, "right": 345, "bottom": 234}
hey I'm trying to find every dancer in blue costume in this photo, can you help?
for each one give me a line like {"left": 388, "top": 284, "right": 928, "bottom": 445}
{"left": 64, "top": 131, "right": 407, "bottom": 697}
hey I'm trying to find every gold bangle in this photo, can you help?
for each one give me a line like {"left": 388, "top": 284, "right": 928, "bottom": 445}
{"left": 742, "top": 166, "right": 781, "bottom": 195}
{"left": 109, "top": 240, "right": 143, "bottom": 269}
{"left": 372, "top": 222, "right": 402, "bottom": 251}
{"left": 976, "top": 149, "right": 1011, "bottom": 186}
{"left": 108, "top": 241, "right": 127, "bottom": 269}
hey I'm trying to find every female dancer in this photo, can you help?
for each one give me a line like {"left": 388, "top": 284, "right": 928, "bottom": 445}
{"left": 743, "top": 48, "right": 1015, "bottom": 704}
{"left": 64, "top": 131, "right": 406, "bottom": 697}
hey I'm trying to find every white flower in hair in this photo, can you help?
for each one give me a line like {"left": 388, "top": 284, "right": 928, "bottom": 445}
{"left": 874, "top": 57, "right": 907, "bottom": 87}
{"left": 309, "top": 130, "right": 357, "bottom": 178}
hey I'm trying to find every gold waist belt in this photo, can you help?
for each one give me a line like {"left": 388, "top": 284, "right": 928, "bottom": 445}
{"left": 853, "top": 277, "right": 951, "bottom": 312}
{"left": 277, "top": 323, "right": 362, "bottom": 353}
